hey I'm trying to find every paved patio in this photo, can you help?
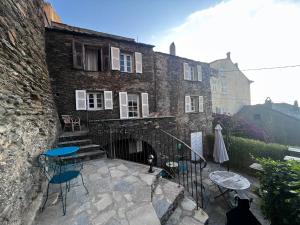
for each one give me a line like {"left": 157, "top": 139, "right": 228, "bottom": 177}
{"left": 201, "top": 162, "right": 270, "bottom": 225}
{"left": 34, "top": 159, "right": 162, "bottom": 225}
{"left": 34, "top": 158, "right": 269, "bottom": 225}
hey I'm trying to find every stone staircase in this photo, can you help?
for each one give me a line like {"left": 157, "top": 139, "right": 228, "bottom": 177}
{"left": 58, "top": 129, "right": 106, "bottom": 161}
{"left": 152, "top": 177, "right": 209, "bottom": 225}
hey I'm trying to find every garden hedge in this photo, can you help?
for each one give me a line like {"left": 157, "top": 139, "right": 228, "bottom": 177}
{"left": 205, "top": 134, "right": 288, "bottom": 170}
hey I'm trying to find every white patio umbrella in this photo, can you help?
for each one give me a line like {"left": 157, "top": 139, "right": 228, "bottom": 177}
{"left": 213, "top": 124, "right": 229, "bottom": 163}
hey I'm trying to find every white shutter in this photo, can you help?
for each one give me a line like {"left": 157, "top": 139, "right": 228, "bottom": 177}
{"left": 111, "top": 47, "right": 120, "bottom": 70}
{"left": 141, "top": 93, "right": 149, "bottom": 117}
{"left": 119, "top": 92, "right": 128, "bottom": 119}
{"left": 104, "top": 91, "right": 113, "bottom": 109}
{"left": 199, "top": 96, "right": 204, "bottom": 112}
{"left": 183, "top": 63, "right": 189, "bottom": 80}
{"left": 185, "top": 96, "right": 191, "bottom": 113}
{"left": 197, "top": 65, "right": 202, "bottom": 81}
{"left": 135, "top": 52, "right": 143, "bottom": 73}
{"left": 75, "top": 90, "right": 86, "bottom": 110}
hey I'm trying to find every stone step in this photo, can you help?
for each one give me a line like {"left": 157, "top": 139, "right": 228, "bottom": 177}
{"left": 288, "top": 147, "right": 300, "bottom": 157}
{"left": 61, "top": 150, "right": 106, "bottom": 161}
{"left": 59, "top": 130, "right": 89, "bottom": 142}
{"left": 165, "top": 195, "right": 209, "bottom": 225}
{"left": 58, "top": 139, "right": 92, "bottom": 147}
{"left": 78, "top": 144, "right": 104, "bottom": 153}
{"left": 152, "top": 178, "right": 184, "bottom": 224}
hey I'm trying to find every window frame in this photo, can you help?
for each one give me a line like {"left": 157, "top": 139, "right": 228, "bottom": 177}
{"left": 127, "top": 93, "right": 140, "bottom": 118}
{"left": 73, "top": 40, "right": 105, "bottom": 72}
{"left": 87, "top": 92, "right": 104, "bottom": 110}
{"left": 190, "top": 96, "right": 199, "bottom": 112}
{"left": 120, "top": 52, "right": 133, "bottom": 73}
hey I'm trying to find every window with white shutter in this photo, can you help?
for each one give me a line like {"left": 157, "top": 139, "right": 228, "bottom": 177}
{"left": 75, "top": 90, "right": 87, "bottom": 110}
{"left": 111, "top": 47, "right": 120, "bottom": 70}
{"left": 183, "top": 63, "right": 189, "bottom": 80}
{"left": 185, "top": 96, "right": 191, "bottom": 113}
{"left": 197, "top": 65, "right": 202, "bottom": 81}
{"left": 119, "top": 92, "right": 128, "bottom": 119}
{"left": 141, "top": 93, "right": 149, "bottom": 117}
{"left": 199, "top": 96, "right": 204, "bottom": 112}
{"left": 135, "top": 52, "right": 143, "bottom": 73}
{"left": 104, "top": 91, "right": 113, "bottom": 109}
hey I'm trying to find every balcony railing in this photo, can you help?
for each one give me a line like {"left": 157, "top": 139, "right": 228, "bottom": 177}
{"left": 89, "top": 120, "right": 207, "bottom": 209}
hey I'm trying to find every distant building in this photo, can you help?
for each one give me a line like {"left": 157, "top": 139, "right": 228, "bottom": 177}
{"left": 210, "top": 52, "right": 252, "bottom": 115}
{"left": 236, "top": 98, "right": 300, "bottom": 146}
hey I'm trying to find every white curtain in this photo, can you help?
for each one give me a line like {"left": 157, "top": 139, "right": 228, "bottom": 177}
{"left": 85, "top": 48, "right": 98, "bottom": 71}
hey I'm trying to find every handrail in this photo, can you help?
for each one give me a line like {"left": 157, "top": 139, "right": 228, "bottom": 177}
{"left": 158, "top": 128, "right": 207, "bottom": 167}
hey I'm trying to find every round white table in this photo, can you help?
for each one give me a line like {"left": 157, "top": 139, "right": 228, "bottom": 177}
{"left": 209, "top": 171, "right": 250, "bottom": 207}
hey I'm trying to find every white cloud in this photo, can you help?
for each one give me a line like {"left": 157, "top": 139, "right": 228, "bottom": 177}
{"left": 153, "top": 0, "right": 300, "bottom": 105}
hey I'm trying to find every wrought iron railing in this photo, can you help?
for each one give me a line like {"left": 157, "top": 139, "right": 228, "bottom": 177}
{"left": 88, "top": 121, "right": 207, "bottom": 209}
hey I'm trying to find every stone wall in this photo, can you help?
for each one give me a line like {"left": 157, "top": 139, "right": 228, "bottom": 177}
{"left": 46, "top": 29, "right": 156, "bottom": 123}
{"left": 0, "top": 1, "right": 59, "bottom": 224}
{"left": 154, "top": 52, "right": 213, "bottom": 144}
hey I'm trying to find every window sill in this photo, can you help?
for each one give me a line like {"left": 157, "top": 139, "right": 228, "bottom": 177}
{"left": 183, "top": 79, "right": 202, "bottom": 82}
{"left": 186, "top": 112, "right": 204, "bottom": 114}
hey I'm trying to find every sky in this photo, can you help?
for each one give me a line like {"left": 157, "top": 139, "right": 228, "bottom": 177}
{"left": 48, "top": 0, "right": 300, "bottom": 105}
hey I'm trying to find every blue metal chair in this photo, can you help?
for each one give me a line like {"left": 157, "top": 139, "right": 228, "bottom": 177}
{"left": 38, "top": 154, "right": 88, "bottom": 215}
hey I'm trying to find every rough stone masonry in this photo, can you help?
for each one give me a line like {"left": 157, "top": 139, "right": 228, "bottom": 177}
{"left": 0, "top": 0, "right": 59, "bottom": 225}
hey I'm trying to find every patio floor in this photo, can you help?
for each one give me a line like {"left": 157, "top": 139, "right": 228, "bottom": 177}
{"left": 201, "top": 161, "right": 270, "bottom": 225}
{"left": 34, "top": 158, "right": 270, "bottom": 225}
{"left": 34, "top": 159, "right": 163, "bottom": 225}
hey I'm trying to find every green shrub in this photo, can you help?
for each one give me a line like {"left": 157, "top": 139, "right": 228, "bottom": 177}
{"left": 257, "top": 158, "right": 300, "bottom": 225}
{"left": 205, "top": 135, "right": 288, "bottom": 170}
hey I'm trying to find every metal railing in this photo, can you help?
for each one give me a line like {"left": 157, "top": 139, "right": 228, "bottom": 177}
{"left": 89, "top": 121, "right": 207, "bottom": 209}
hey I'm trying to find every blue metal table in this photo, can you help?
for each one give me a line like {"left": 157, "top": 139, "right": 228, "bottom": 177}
{"left": 43, "top": 146, "right": 80, "bottom": 157}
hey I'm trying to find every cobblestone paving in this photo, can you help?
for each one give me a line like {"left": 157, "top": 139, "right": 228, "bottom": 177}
{"left": 34, "top": 159, "right": 162, "bottom": 225}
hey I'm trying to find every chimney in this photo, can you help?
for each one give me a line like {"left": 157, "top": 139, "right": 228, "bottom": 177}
{"left": 226, "top": 52, "right": 231, "bottom": 60}
{"left": 235, "top": 63, "right": 238, "bottom": 68}
{"left": 170, "top": 42, "right": 176, "bottom": 56}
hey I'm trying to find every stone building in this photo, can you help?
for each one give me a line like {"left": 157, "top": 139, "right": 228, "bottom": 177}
{"left": 210, "top": 52, "right": 252, "bottom": 115}
{"left": 0, "top": 1, "right": 59, "bottom": 225}
{"left": 45, "top": 22, "right": 213, "bottom": 158}
{"left": 236, "top": 98, "right": 300, "bottom": 146}
{"left": 155, "top": 49, "right": 213, "bottom": 155}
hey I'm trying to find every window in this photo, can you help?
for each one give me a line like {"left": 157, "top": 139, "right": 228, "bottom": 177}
{"left": 128, "top": 94, "right": 139, "bottom": 118}
{"left": 211, "top": 79, "right": 217, "bottom": 93}
{"left": 190, "top": 96, "right": 199, "bottom": 112}
{"left": 190, "top": 67, "right": 198, "bottom": 81}
{"left": 185, "top": 95, "right": 203, "bottom": 113}
{"left": 73, "top": 41, "right": 108, "bottom": 71}
{"left": 87, "top": 92, "right": 103, "bottom": 110}
{"left": 120, "top": 53, "right": 132, "bottom": 72}
{"left": 85, "top": 46, "right": 100, "bottom": 71}
{"left": 184, "top": 63, "right": 201, "bottom": 81}
{"left": 221, "top": 80, "right": 227, "bottom": 94}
